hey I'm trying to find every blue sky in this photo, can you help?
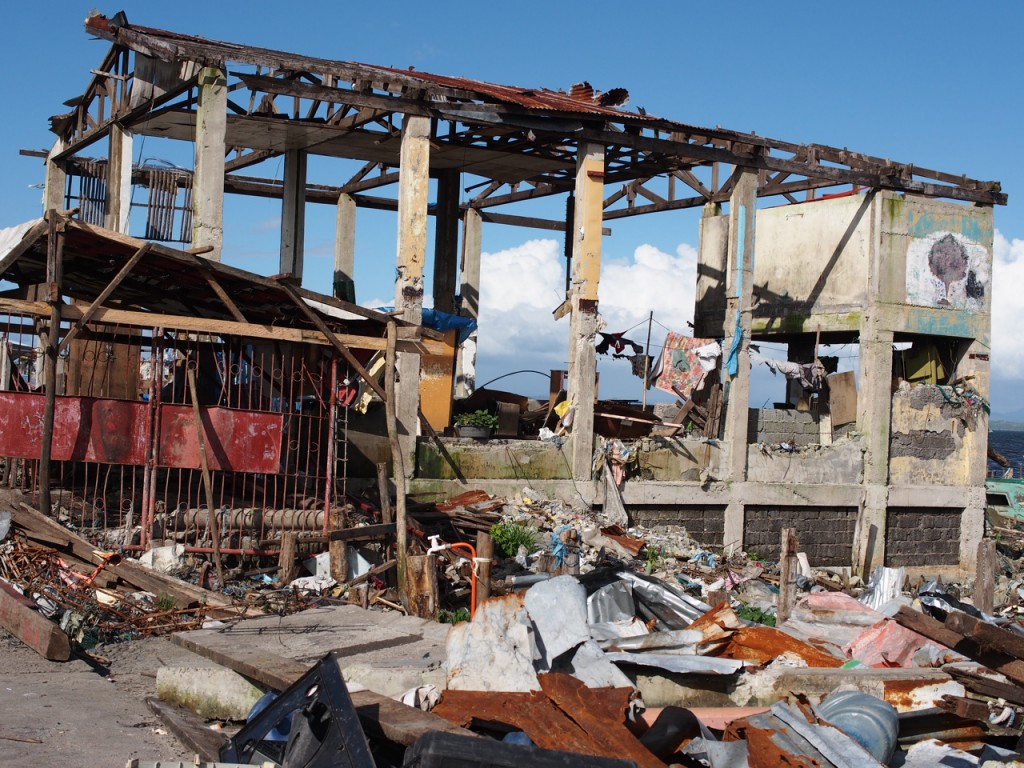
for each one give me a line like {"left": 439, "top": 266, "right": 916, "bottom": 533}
{"left": 3, "top": 2, "right": 1023, "bottom": 416}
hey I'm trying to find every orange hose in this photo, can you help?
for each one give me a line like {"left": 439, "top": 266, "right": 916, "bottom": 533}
{"left": 450, "top": 542, "right": 478, "bottom": 619}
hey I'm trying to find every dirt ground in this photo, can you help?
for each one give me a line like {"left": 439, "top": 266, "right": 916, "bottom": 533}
{"left": 0, "top": 629, "right": 201, "bottom": 768}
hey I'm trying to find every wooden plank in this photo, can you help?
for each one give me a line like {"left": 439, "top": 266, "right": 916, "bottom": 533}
{"left": 146, "top": 697, "right": 228, "bottom": 762}
{"left": 945, "top": 610, "right": 1024, "bottom": 662}
{"left": 976, "top": 539, "right": 996, "bottom": 615}
{"left": 777, "top": 528, "right": 799, "bottom": 625}
{"left": 278, "top": 531, "right": 298, "bottom": 585}
{"left": 14, "top": 503, "right": 232, "bottom": 611}
{"left": 329, "top": 523, "right": 396, "bottom": 542}
{"left": 827, "top": 371, "right": 857, "bottom": 427}
{"left": 947, "top": 667, "right": 1024, "bottom": 707}
{"left": 0, "top": 297, "right": 446, "bottom": 355}
{"left": 169, "top": 633, "right": 470, "bottom": 746}
{"left": 405, "top": 554, "right": 438, "bottom": 620}
{"left": 893, "top": 606, "right": 1024, "bottom": 686}
{"left": 0, "top": 579, "right": 71, "bottom": 661}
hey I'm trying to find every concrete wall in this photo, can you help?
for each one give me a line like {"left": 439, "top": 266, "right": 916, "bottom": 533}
{"left": 889, "top": 384, "right": 985, "bottom": 486}
{"left": 885, "top": 507, "right": 962, "bottom": 566}
{"left": 746, "top": 439, "right": 863, "bottom": 485}
{"left": 744, "top": 506, "right": 858, "bottom": 566}
{"left": 631, "top": 506, "right": 725, "bottom": 549}
{"left": 754, "top": 194, "right": 872, "bottom": 317}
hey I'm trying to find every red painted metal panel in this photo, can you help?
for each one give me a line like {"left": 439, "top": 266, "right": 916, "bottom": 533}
{"left": 0, "top": 392, "right": 149, "bottom": 464}
{"left": 158, "top": 404, "right": 283, "bottom": 473}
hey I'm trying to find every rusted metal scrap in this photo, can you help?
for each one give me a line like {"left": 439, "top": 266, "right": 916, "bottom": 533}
{"left": 0, "top": 537, "right": 234, "bottom": 645}
{"left": 434, "top": 672, "right": 665, "bottom": 768}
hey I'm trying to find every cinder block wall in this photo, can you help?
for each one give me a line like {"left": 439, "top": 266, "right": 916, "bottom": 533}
{"left": 744, "top": 506, "right": 858, "bottom": 566}
{"left": 884, "top": 508, "right": 961, "bottom": 566}
{"left": 631, "top": 507, "right": 725, "bottom": 549}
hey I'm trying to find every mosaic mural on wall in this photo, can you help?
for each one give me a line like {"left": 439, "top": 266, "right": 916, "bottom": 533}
{"left": 906, "top": 231, "right": 989, "bottom": 312}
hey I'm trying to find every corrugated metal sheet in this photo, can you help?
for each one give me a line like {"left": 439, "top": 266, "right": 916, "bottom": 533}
{"left": 157, "top": 405, "right": 283, "bottom": 473}
{"left": 0, "top": 392, "right": 149, "bottom": 464}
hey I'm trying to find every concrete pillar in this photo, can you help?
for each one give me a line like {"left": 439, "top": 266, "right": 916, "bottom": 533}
{"left": 44, "top": 140, "right": 67, "bottom": 215}
{"left": 721, "top": 169, "right": 758, "bottom": 482}
{"left": 723, "top": 501, "right": 745, "bottom": 557}
{"left": 567, "top": 143, "right": 604, "bottom": 481}
{"left": 456, "top": 207, "right": 482, "bottom": 398}
{"left": 192, "top": 66, "right": 227, "bottom": 261}
{"left": 432, "top": 169, "right": 460, "bottom": 315}
{"left": 106, "top": 125, "right": 133, "bottom": 233}
{"left": 957, "top": 337, "right": 992, "bottom": 572}
{"left": 280, "top": 149, "right": 307, "bottom": 280}
{"left": 394, "top": 115, "right": 431, "bottom": 480}
{"left": 334, "top": 192, "right": 356, "bottom": 302}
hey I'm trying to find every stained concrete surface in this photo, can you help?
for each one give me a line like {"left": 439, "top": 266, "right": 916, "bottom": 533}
{"left": 0, "top": 630, "right": 201, "bottom": 768}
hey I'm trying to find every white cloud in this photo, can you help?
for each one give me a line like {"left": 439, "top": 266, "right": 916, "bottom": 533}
{"left": 474, "top": 239, "right": 699, "bottom": 396}
{"left": 992, "top": 229, "right": 1024, "bottom": 379}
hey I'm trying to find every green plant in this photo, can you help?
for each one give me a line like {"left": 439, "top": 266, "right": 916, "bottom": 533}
{"left": 155, "top": 592, "right": 176, "bottom": 612}
{"left": 490, "top": 522, "right": 538, "bottom": 558}
{"left": 439, "top": 608, "right": 472, "bottom": 625}
{"left": 455, "top": 409, "right": 499, "bottom": 430}
{"left": 736, "top": 604, "right": 777, "bottom": 627}
{"left": 645, "top": 545, "right": 663, "bottom": 573}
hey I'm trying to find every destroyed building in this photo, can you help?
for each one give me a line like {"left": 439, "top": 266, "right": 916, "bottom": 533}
{"left": 3, "top": 12, "right": 1005, "bottom": 579}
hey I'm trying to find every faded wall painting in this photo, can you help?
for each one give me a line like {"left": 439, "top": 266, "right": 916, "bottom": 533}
{"left": 906, "top": 231, "right": 989, "bottom": 311}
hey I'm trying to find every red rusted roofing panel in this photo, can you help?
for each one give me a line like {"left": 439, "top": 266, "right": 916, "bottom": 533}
{"left": 435, "top": 673, "right": 663, "bottom": 768}
{"left": 157, "top": 405, "right": 283, "bottom": 473}
{"left": 0, "top": 392, "right": 149, "bottom": 464}
{"left": 84, "top": 14, "right": 654, "bottom": 121}
{"left": 365, "top": 65, "right": 650, "bottom": 119}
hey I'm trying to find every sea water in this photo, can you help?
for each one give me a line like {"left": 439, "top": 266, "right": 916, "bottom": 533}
{"left": 989, "top": 430, "right": 1024, "bottom": 475}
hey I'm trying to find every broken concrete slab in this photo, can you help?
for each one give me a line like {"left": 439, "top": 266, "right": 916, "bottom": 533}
{"left": 156, "top": 665, "right": 265, "bottom": 720}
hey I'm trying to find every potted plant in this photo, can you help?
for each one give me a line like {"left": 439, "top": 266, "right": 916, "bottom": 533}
{"left": 454, "top": 409, "right": 499, "bottom": 439}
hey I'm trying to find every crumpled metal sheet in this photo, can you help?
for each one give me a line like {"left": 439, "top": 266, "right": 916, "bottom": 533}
{"left": 525, "top": 575, "right": 590, "bottom": 666}
{"left": 614, "top": 569, "right": 711, "bottom": 629}
{"left": 587, "top": 579, "right": 636, "bottom": 625}
{"left": 858, "top": 565, "right": 907, "bottom": 611}
{"left": 604, "top": 651, "right": 743, "bottom": 676}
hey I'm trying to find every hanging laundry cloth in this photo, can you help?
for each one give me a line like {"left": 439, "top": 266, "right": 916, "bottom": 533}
{"left": 649, "top": 333, "right": 721, "bottom": 397}
{"left": 749, "top": 351, "right": 827, "bottom": 391}
{"left": 596, "top": 331, "right": 644, "bottom": 356}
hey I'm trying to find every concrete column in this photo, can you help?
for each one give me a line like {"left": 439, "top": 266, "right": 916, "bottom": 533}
{"left": 957, "top": 337, "right": 992, "bottom": 572}
{"left": 723, "top": 501, "right": 745, "bottom": 557}
{"left": 106, "top": 125, "right": 133, "bottom": 233}
{"left": 432, "top": 169, "right": 460, "bottom": 315}
{"left": 721, "top": 169, "right": 758, "bottom": 482}
{"left": 334, "top": 192, "right": 356, "bottom": 302}
{"left": 192, "top": 66, "right": 227, "bottom": 261}
{"left": 394, "top": 115, "right": 431, "bottom": 480}
{"left": 44, "top": 140, "right": 67, "bottom": 215}
{"left": 455, "top": 207, "right": 482, "bottom": 398}
{"left": 280, "top": 149, "right": 307, "bottom": 281}
{"left": 567, "top": 142, "right": 604, "bottom": 481}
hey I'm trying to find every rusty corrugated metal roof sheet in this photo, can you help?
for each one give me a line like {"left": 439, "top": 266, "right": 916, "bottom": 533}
{"left": 85, "top": 14, "right": 655, "bottom": 121}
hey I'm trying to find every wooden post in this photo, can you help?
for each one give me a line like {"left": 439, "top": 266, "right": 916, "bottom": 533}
{"left": 394, "top": 114, "right": 431, "bottom": 479}
{"left": 38, "top": 212, "right": 64, "bottom": 517}
{"left": 777, "top": 527, "right": 799, "bottom": 625}
{"left": 456, "top": 208, "right": 482, "bottom": 398}
{"left": 386, "top": 321, "right": 410, "bottom": 609}
{"left": 106, "top": 125, "right": 133, "bottom": 233}
{"left": 405, "top": 554, "right": 438, "bottom": 620}
{"left": 187, "top": 368, "right": 225, "bottom": 588}
{"left": 329, "top": 503, "right": 349, "bottom": 583}
{"left": 193, "top": 66, "right": 227, "bottom": 261}
{"left": 567, "top": 142, "right": 605, "bottom": 480}
{"left": 279, "top": 531, "right": 298, "bottom": 585}
{"left": 280, "top": 149, "right": 307, "bottom": 280}
{"left": 432, "top": 169, "right": 460, "bottom": 315}
{"left": 476, "top": 531, "right": 493, "bottom": 606}
{"left": 334, "top": 192, "right": 356, "bottom": 302}
{"left": 376, "top": 462, "right": 393, "bottom": 525}
{"left": 976, "top": 538, "right": 997, "bottom": 614}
